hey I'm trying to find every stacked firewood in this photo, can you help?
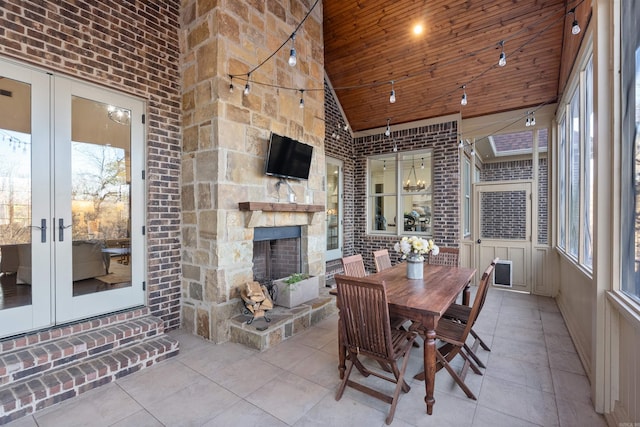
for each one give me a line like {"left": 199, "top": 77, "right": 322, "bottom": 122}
{"left": 240, "top": 281, "right": 274, "bottom": 322}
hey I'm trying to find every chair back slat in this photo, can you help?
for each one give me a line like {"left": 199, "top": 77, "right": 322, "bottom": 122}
{"left": 335, "top": 274, "right": 394, "bottom": 359}
{"left": 427, "top": 247, "right": 459, "bottom": 267}
{"left": 464, "top": 259, "right": 498, "bottom": 335}
{"left": 341, "top": 254, "right": 367, "bottom": 277}
{"left": 373, "top": 249, "right": 392, "bottom": 273}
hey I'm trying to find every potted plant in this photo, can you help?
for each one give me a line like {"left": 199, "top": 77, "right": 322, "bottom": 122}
{"left": 273, "top": 273, "right": 320, "bottom": 308}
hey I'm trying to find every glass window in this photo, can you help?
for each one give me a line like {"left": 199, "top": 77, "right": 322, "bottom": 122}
{"left": 621, "top": 0, "right": 640, "bottom": 302}
{"left": 368, "top": 151, "right": 433, "bottom": 235}
{"left": 558, "top": 116, "right": 566, "bottom": 250}
{"left": 583, "top": 58, "right": 594, "bottom": 268}
{"left": 568, "top": 90, "right": 580, "bottom": 258}
{"left": 463, "top": 157, "right": 471, "bottom": 237}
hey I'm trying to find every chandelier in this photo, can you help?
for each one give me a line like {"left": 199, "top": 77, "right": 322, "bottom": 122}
{"left": 403, "top": 159, "right": 425, "bottom": 192}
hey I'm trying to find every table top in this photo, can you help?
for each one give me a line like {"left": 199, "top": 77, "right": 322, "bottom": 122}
{"left": 370, "top": 263, "right": 476, "bottom": 318}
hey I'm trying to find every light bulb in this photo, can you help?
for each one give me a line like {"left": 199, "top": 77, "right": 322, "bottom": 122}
{"left": 498, "top": 51, "right": 507, "bottom": 67}
{"left": 389, "top": 89, "right": 396, "bottom": 104}
{"left": 458, "top": 140, "right": 464, "bottom": 148}
{"left": 571, "top": 20, "right": 580, "bottom": 35}
{"left": 531, "top": 114, "right": 536, "bottom": 126}
{"left": 525, "top": 117, "right": 530, "bottom": 127}
{"left": 343, "top": 124, "right": 349, "bottom": 131}
{"left": 288, "top": 48, "right": 297, "bottom": 66}
{"left": 299, "top": 97, "right": 304, "bottom": 108}
{"left": 244, "top": 83, "right": 250, "bottom": 95}
{"left": 461, "top": 91, "right": 467, "bottom": 106}
{"left": 383, "top": 160, "right": 386, "bottom": 171}
{"left": 229, "top": 83, "right": 234, "bottom": 93}
{"left": 385, "top": 127, "right": 390, "bottom": 137}
{"left": 421, "top": 158, "right": 424, "bottom": 169}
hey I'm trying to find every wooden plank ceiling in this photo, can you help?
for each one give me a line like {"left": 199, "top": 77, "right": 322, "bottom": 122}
{"left": 323, "top": 0, "right": 578, "bottom": 132}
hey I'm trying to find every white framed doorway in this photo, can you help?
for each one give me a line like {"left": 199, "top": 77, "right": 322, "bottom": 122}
{"left": 326, "top": 157, "right": 343, "bottom": 261}
{"left": 473, "top": 181, "right": 532, "bottom": 293}
{"left": 0, "top": 58, "right": 145, "bottom": 338}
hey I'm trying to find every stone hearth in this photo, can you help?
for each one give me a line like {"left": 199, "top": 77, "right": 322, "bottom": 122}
{"left": 229, "top": 286, "right": 336, "bottom": 351}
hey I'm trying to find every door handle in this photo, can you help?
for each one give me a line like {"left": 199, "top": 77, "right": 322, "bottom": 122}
{"left": 477, "top": 239, "right": 482, "bottom": 244}
{"left": 59, "top": 218, "right": 72, "bottom": 242}
{"left": 29, "top": 218, "right": 47, "bottom": 243}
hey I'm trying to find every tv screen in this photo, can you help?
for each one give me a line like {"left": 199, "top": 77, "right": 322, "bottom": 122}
{"left": 264, "top": 133, "right": 313, "bottom": 180}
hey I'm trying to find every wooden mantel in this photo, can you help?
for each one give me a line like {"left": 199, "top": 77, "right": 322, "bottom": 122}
{"left": 238, "top": 202, "right": 324, "bottom": 227}
{"left": 238, "top": 202, "right": 324, "bottom": 213}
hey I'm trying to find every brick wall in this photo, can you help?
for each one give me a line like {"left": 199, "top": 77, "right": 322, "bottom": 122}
{"left": 480, "top": 157, "right": 549, "bottom": 244}
{"left": 354, "top": 122, "right": 460, "bottom": 272}
{"left": 480, "top": 190, "right": 527, "bottom": 239}
{"left": 0, "top": 1, "right": 182, "bottom": 329}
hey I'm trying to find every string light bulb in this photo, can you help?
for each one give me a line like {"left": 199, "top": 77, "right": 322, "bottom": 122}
{"left": 229, "top": 76, "right": 234, "bottom": 93}
{"left": 299, "top": 90, "right": 304, "bottom": 108}
{"left": 569, "top": 8, "right": 581, "bottom": 35}
{"left": 458, "top": 140, "right": 464, "bottom": 149}
{"left": 525, "top": 112, "right": 531, "bottom": 127}
{"left": 498, "top": 41, "right": 507, "bottom": 67}
{"left": 530, "top": 111, "right": 536, "bottom": 126}
{"left": 385, "top": 118, "right": 391, "bottom": 137}
{"left": 383, "top": 160, "right": 386, "bottom": 171}
{"left": 243, "top": 73, "right": 251, "bottom": 95}
{"left": 460, "top": 85, "right": 468, "bottom": 106}
{"left": 288, "top": 33, "right": 297, "bottom": 66}
{"left": 421, "top": 158, "right": 424, "bottom": 169}
{"left": 389, "top": 81, "right": 396, "bottom": 104}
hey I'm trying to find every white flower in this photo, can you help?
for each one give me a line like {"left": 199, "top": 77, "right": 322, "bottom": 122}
{"left": 394, "top": 236, "right": 439, "bottom": 261}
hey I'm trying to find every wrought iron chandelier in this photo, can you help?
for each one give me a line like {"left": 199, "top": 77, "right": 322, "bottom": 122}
{"left": 403, "top": 159, "right": 425, "bottom": 192}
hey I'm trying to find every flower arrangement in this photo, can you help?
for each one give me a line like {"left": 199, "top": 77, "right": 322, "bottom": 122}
{"left": 394, "top": 236, "right": 439, "bottom": 262}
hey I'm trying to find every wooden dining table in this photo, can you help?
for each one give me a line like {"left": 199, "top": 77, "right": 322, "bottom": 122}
{"left": 334, "top": 262, "right": 476, "bottom": 415}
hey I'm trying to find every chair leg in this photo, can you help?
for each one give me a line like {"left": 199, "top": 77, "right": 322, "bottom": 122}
{"left": 386, "top": 347, "right": 413, "bottom": 425}
{"left": 463, "top": 342, "right": 486, "bottom": 369}
{"left": 436, "top": 350, "right": 477, "bottom": 400}
{"left": 471, "top": 328, "right": 491, "bottom": 351}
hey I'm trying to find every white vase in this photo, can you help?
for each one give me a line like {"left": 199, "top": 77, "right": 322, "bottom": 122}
{"left": 406, "top": 257, "right": 424, "bottom": 279}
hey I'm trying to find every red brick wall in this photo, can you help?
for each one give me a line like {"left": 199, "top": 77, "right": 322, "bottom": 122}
{"left": 0, "top": 1, "right": 182, "bottom": 329}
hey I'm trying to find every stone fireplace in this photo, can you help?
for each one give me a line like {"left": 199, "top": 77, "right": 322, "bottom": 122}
{"left": 252, "top": 226, "right": 302, "bottom": 287}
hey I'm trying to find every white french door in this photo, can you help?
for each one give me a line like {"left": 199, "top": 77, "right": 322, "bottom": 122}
{"left": 0, "top": 59, "right": 145, "bottom": 337}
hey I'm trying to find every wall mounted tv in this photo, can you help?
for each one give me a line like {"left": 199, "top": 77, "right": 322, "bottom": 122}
{"left": 264, "top": 132, "right": 313, "bottom": 180}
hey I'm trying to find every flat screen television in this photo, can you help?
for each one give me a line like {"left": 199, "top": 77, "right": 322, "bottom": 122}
{"left": 264, "top": 132, "right": 313, "bottom": 180}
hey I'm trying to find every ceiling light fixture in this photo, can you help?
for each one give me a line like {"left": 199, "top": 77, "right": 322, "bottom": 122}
{"left": 288, "top": 33, "right": 297, "bottom": 66}
{"left": 460, "top": 85, "right": 468, "bottom": 106}
{"left": 389, "top": 81, "right": 396, "bottom": 104}
{"left": 403, "top": 158, "right": 426, "bottom": 192}
{"left": 498, "top": 40, "right": 507, "bottom": 67}
{"left": 107, "top": 105, "right": 131, "bottom": 126}
{"left": 413, "top": 24, "right": 423, "bottom": 35}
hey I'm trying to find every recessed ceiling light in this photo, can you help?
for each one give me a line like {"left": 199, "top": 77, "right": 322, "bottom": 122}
{"left": 413, "top": 24, "right": 423, "bottom": 35}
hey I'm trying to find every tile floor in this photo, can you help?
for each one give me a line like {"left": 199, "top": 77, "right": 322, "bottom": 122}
{"left": 6, "top": 289, "right": 607, "bottom": 426}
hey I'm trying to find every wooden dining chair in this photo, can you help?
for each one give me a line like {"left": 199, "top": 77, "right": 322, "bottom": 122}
{"left": 334, "top": 274, "right": 417, "bottom": 425}
{"left": 373, "top": 249, "right": 392, "bottom": 273}
{"left": 340, "top": 254, "right": 366, "bottom": 277}
{"left": 443, "top": 257, "right": 499, "bottom": 368}
{"left": 426, "top": 246, "right": 459, "bottom": 266}
{"left": 432, "top": 260, "right": 496, "bottom": 400}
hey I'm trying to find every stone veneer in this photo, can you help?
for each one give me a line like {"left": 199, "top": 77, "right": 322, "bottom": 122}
{"left": 179, "top": 1, "right": 326, "bottom": 342}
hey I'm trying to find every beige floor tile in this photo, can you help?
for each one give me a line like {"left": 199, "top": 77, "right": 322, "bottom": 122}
{"left": 289, "top": 346, "right": 343, "bottom": 389}
{"left": 179, "top": 341, "right": 258, "bottom": 377}
{"left": 144, "top": 375, "right": 241, "bottom": 427}
{"left": 34, "top": 382, "right": 142, "bottom": 427}
{"left": 110, "top": 409, "right": 164, "bottom": 427}
{"left": 288, "top": 323, "right": 338, "bottom": 350}
{"left": 490, "top": 335, "right": 550, "bottom": 367}
{"left": 295, "top": 392, "right": 390, "bottom": 427}
{"left": 555, "top": 395, "right": 607, "bottom": 427}
{"left": 117, "top": 359, "right": 203, "bottom": 407}
{"left": 203, "top": 399, "right": 288, "bottom": 426}
{"left": 478, "top": 376, "right": 559, "bottom": 426}
{"left": 540, "top": 311, "right": 571, "bottom": 336}
{"left": 472, "top": 405, "right": 542, "bottom": 427}
{"left": 257, "top": 338, "right": 317, "bottom": 371}
{"left": 204, "top": 354, "right": 286, "bottom": 397}
{"left": 484, "top": 355, "right": 554, "bottom": 393}
{"left": 547, "top": 349, "right": 586, "bottom": 375}
{"left": 245, "top": 371, "right": 330, "bottom": 425}
{"left": 551, "top": 369, "right": 592, "bottom": 405}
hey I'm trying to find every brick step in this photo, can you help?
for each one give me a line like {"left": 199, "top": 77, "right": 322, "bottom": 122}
{"left": 0, "top": 314, "right": 163, "bottom": 387}
{"left": 0, "top": 334, "right": 179, "bottom": 425}
{"left": 0, "top": 307, "right": 150, "bottom": 355}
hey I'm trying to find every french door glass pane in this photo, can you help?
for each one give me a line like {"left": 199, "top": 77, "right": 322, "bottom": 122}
{"left": 0, "top": 77, "right": 32, "bottom": 310}
{"left": 326, "top": 162, "right": 339, "bottom": 251}
{"left": 70, "top": 96, "right": 131, "bottom": 295}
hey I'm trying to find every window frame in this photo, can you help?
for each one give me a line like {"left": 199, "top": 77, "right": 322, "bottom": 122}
{"left": 367, "top": 149, "right": 434, "bottom": 237}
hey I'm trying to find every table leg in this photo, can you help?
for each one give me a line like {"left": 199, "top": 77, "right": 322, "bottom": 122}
{"left": 462, "top": 281, "right": 471, "bottom": 306}
{"left": 423, "top": 327, "right": 436, "bottom": 415}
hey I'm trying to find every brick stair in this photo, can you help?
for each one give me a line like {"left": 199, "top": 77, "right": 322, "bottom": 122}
{"left": 0, "top": 308, "right": 179, "bottom": 425}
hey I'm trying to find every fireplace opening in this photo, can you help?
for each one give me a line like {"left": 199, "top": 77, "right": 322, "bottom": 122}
{"left": 252, "top": 226, "right": 302, "bottom": 297}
